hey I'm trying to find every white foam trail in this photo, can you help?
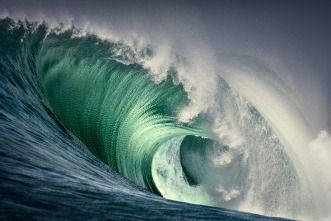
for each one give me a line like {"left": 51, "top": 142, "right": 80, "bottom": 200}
{"left": 2, "top": 4, "right": 330, "bottom": 220}
{"left": 216, "top": 55, "right": 331, "bottom": 220}
{"left": 309, "top": 130, "right": 331, "bottom": 221}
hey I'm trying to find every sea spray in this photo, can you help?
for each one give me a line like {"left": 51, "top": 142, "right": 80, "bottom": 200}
{"left": 1, "top": 17, "right": 329, "bottom": 220}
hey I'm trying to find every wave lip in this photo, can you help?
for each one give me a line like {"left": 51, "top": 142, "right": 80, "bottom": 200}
{"left": 1, "top": 18, "right": 325, "bottom": 220}
{"left": 35, "top": 27, "right": 210, "bottom": 194}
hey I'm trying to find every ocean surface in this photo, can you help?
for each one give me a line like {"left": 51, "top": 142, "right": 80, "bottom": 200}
{"left": 0, "top": 18, "right": 329, "bottom": 220}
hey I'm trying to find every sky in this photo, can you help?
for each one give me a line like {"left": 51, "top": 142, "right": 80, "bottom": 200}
{"left": 1, "top": 0, "right": 330, "bottom": 130}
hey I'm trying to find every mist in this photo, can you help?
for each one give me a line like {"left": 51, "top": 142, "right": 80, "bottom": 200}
{"left": 1, "top": 1, "right": 330, "bottom": 220}
{"left": 1, "top": 0, "right": 330, "bottom": 131}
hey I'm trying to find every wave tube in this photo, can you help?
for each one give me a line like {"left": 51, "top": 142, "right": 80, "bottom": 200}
{"left": 1, "top": 17, "right": 330, "bottom": 221}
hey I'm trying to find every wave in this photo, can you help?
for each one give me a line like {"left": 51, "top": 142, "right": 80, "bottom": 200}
{"left": 0, "top": 18, "right": 329, "bottom": 220}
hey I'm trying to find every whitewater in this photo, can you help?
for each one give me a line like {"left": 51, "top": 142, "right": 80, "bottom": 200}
{"left": 1, "top": 3, "right": 330, "bottom": 221}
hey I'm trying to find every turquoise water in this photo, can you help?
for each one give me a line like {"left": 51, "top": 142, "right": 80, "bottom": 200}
{"left": 1, "top": 18, "right": 322, "bottom": 220}
{"left": 36, "top": 31, "right": 210, "bottom": 192}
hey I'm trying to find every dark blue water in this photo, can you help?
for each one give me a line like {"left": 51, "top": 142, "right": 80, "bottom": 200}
{"left": 0, "top": 18, "right": 292, "bottom": 220}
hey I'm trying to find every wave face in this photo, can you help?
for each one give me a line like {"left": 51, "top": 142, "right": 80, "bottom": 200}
{"left": 0, "top": 18, "right": 327, "bottom": 220}
{"left": 35, "top": 28, "right": 210, "bottom": 193}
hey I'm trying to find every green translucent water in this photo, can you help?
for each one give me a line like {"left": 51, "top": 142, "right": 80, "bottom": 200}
{"left": 36, "top": 32, "right": 209, "bottom": 192}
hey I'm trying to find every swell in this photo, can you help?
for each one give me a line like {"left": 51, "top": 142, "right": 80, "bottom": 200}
{"left": 34, "top": 28, "right": 210, "bottom": 193}
{"left": 0, "top": 18, "right": 315, "bottom": 220}
{"left": 0, "top": 18, "right": 243, "bottom": 220}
